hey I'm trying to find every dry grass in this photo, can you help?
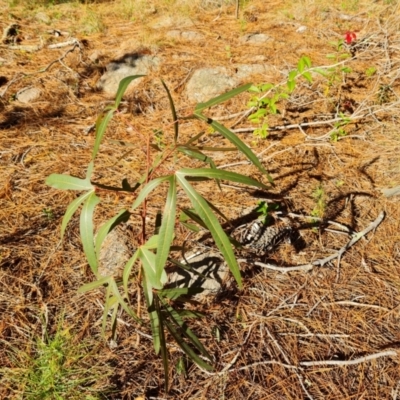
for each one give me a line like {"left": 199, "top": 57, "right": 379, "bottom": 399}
{"left": 1, "top": 0, "right": 400, "bottom": 398}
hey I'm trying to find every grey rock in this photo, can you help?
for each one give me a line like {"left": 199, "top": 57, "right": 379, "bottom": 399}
{"left": 150, "top": 16, "right": 193, "bottom": 29}
{"left": 167, "top": 30, "right": 205, "bottom": 41}
{"left": 98, "top": 227, "right": 131, "bottom": 278}
{"left": 16, "top": 87, "right": 41, "bottom": 103}
{"left": 96, "top": 54, "right": 160, "bottom": 95}
{"left": 186, "top": 67, "right": 238, "bottom": 103}
{"left": 235, "top": 64, "right": 274, "bottom": 80}
{"left": 167, "top": 247, "right": 229, "bottom": 301}
{"left": 35, "top": 12, "right": 50, "bottom": 24}
{"left": 239, "top": 33, "right": 271, "bottom": 44}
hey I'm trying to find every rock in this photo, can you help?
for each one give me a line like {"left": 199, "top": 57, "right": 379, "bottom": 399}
{"left": 166, "top": 247, "right": 230, "bottom": 302}
{"left": 166, "top": 30, "right": 205, "bottom": 41}
{"left": 97, "top": 227, "right": 131, "bottom": 278}
{"left": 149, "top": 16, "right": 193, "bottom": 29}
{"left": 35, "top": 12, "right": 50, "bottom": 24}
{"left": 296, "top": 26, "right": 307, "bottom": 33}
{"left": 185, "top": 67, "right": 238, "bottom": 103}
{"left": 96, "top": 54, "right": 160, "bottom": 96}
{"left": 235, "top": 64, "right": 274, "bottom": 80}
{"left": 239, "top": 33, "right": 271, "bottom": 44}
{"left": 15, "top": 87, "right": 41, "bottom": 103}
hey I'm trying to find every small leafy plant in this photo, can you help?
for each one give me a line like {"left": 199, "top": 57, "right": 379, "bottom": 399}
{"left": 46, "top": 76, "right": 273, "bottom": 388}
{"left": 247, "top": 56, "right": 312, "bottom": 138}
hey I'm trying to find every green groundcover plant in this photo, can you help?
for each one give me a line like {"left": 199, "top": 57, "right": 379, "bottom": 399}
{"left": 46, "top": 76, "right": 273, "bottom": 388}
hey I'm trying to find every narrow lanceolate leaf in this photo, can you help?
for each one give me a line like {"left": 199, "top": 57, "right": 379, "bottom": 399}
{"left": 176, "top": 175, "right": 242, "bottom": 288}
{"left": 131, "top": 176, "right": 172, "bottom": 211}
{"left": 92, "top": 109, "right": 115, "bottom": 160}
{"left": 60, "top": 190, "right": 94, "bottom": 240}
{"left": 155, "top": 296, "right": 169, "bottom": 392}
{"left": 108, "top": 278, "right": 141, "bottom": 323}
{"left": 140, "top": 247, "right": 163, "bottom": 289}
{"left": 123, "top": 250, "right": 140, "bottom": 298}
{"left": 179, "top": 168, "right": 268, "bottom": 189}
{"left": 160, "top": 297, "right": 212, "bottom": 361}
{"left": 163, "top": 318, "right": 213, "bottom": 371}
{"left": 80, "top": 192, "right": 100, "bottom": 276}
{"left": 194, "top": 116, "right": 274, "bottom": 184}
{"left": 143, "top": 277, "right": 160, "bottom": 354}
{"left": 102, "top": 286, "right": 115, "bottom": 334}
{"left": 155, "top": 176, "right": 176, "bottom": 284}
{"left": 78, "top": 275, "right": 112, "bottom": 292}
{"left": 114, "top": 75, "right": 145, "bottom": 109}
{"left": 46, "top": 174, "right": 94, "bottom": 191}
{"left": 161, "top": 79, "right": 179, "bottom": 144}
{"left": 195, "top": 83, "right": 253, "bottom": 112}
{"left": 95, "top": 209, "right": 130, "bottom": 258}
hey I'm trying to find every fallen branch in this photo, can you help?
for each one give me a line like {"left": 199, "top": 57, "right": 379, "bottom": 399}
{"left": 300, "top": 350, "right": 397, "bottom": 367}
{"left": 254, "top": 211, "right": 385, "bottom": 273}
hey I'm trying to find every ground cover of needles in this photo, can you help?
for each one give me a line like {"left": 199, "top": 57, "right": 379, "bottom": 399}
{"left": 1, "top": 0, "right": 400, "bottom": 398}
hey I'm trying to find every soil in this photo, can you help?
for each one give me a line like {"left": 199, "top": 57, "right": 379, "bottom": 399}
{"left": 1, "top": 0, "right": 400, "bottom": 399}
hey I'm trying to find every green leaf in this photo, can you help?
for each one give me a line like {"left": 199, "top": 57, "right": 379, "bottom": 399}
{"left": 114, "top": 75, "right": 145, "bottom": 108}
{"left": 161, "top": 79, "right": 179, "bottom": 144}
{"left": 122, "top": 250, "right": 140, "bottom": 297}
{"left": 142, "top": 234, "right": 160, "bottom": 250}
{"left": 287, "top": 79, "right": 296, "bottom": 93}
{"left": 288, "top": 70, "right": 297, "bottom": 81}
{"left": 297, "top": 57, "right": 305, "bottom": 73}
{"left": 195, "top": 83, "right": 253, "bottom": 112}
{"left": 60, "top": 190, "right": 94, "bottom": 240}
{"left": 198, "top": 117, "right": 273, "bottom": 184}
{"left": 176, "top": 176, "right": 242, "bottom": 288}
{"left": 163, "top": 318, "right": 213, "bottom": 371}
{"left": 78, "top": 275, "right": 112, "bottom": 292}
{"left": 45, "top": 174, "right": 94, "bottom": 191}
{"left": 80, "top": 192, "right": 100, "bottom": 276}
{"left": 95, "top": 209, "right": 130, "bottom": 259}
{"left": 143, "top": 277, "right": 160, "bottom": 353}
{"left": 108, "top": 278, "right": 140, "bottom": 322}
{"left": 92, "top": 109, "right": 115, "bottom": 160}
{"left": 155, "top": 176, "right": 176, "bottom": 284}
{"left": 161, "top": 299, "right": 212, "bottom": 361}
{"left": 178, "top": 168, "right": 268, "bottom": 189}
{"left": 140, "top": 247, "right": 165, "bottom": 289}
{"left": 131, "top": 175, "right": 172, "bottom": 211}
{"left": 302, "top": 71, "right": 313, "bottom": 83}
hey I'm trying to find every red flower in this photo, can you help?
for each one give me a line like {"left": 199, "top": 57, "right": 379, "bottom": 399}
{"left": 345, "top": 31, "right": 357, "bottom": 44}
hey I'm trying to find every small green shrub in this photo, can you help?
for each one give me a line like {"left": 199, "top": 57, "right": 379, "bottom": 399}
{"left": 46, "top": 76, "right": 273, "bottom": 388}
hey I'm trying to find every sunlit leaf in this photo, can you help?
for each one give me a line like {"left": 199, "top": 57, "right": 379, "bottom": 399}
{"left": 161, "top": 79, "right": 179, "bottom": 144}
{"left": 122, "top": 250, "right": 140, "bottom": 297}
{"left": 46, "top": 174, "right": 93, "bottom": 191}
{"left": 92, "top": 109, "right": 115, "bottom": 160}
{"left": 180, "top": 168, "right": 267, "bottom": 190}
{"left": 114, "top": 75, "right": 145, "bottom": 109}
{"left": 60, "top": 190, "right": 94, "bottom": 240}
{"left": 80, "top": 192, "right": 100, "bottom": 276}
{"left": 196, "top": 117, "right": 274, "bottom": 184}
{"left": 176, "top": 175, "right": 242, "bottom": 288}
{"left": 195, "top": 83, "right": 252, "bottom": 112}
{"left": 95, "top": 209, "right": 130, "bottom": 258}
{"left": 78, "top": 275, "right": 111, "bottom": 292}
{"left": 155, "top": 176, "right": 176, "bottom": 284}
{"left": 131, "top": 176, "right": 172, "bottom": 211}
{"left": 143, "top": 277, "right": 160, "bottom": 353}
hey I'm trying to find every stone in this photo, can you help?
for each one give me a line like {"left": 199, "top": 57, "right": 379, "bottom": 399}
{"left": 16, "top": 87, "right": 41, "bottom": 103}
{"left": 166, "top": 30, "right": 205, "bottom": 41}
{"left": 35, "top": 12, "right": 50, "bottom": 24}
{"left": 96, "top": 54, "right": 160, "bottom": 95}
{"left": 239, "top": 33, "right": 271, "bottom": 44}
{"left": 185, "top": 67, "right": 238, "bottom": 103}
{"left": 234, "top": 64, "right": 274, "bottom": 80}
